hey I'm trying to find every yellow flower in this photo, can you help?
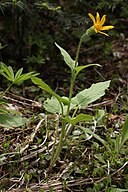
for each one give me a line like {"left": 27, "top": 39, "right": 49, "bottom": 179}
{"left": 88, "top": 12, "right": 114, "bottom": 36}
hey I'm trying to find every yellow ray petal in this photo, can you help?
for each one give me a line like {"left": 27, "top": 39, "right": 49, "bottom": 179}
{"left": 102, "top": 26, "right": 114, "bottom": 30}
{"left": 96, "top": 12, "right": 100, "bottom": 23}
{"left": 88, "top": 13, "right": 95, "bottom": 24}
{"left": 99, "top": 31, "right": 109, "bottom": 36}
{"left": 101, "top": 15, "right": 106, "bottom": 25}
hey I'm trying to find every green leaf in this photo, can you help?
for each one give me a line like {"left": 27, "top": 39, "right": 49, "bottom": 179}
{"left": 0, "top": 114, "right": 27, "bottom": 128}
{"left": 0, "top": 99, "right": 9, "bottom": 114}
{"left": 0, "top": 63, "right": 37, "bottom": 84}
{"left": 44, "top": 96, "right": 65, "bottom": 114}
{"left": 14, "top": 68, "right": 23, "bottom": 79}
{"left": 0, "top": 63, "right": 10, "bottom": 76}
{"left": 80, "top": 127, "right": 110, "bottom": 151}
{"left": 64, "top": 114, "right": 93, "bottom": 125}
{"left": 120, "top": 116, "right": 128, "bottom": 148}
{"left": 8, "top": 66, "right": 14, "bottom": 81}
{"left": 31, "top": 76, "right": 69, "bottom": 105}
{"left": 14, "top": 71, "right": 36, "bottom": 84}
{"left": 55, "top": 42, "right": 75, "bottom": 71}
{"left": 0, "top": 63, "right": 13, "bottom": 81}
{"left": 0, "top": 71, "right": 12, "bottom": 81}
{"left": 112, "top": 189, "right": 128, "bottom": 192}
{"left": 0, "top": 107, "right": 9, "bottom": 114}
{"left": 44, "top": 96, "right": 61, "bottom": 114}
{"left": 71, "top": 80, "right": 111, "bottom": 109}
{"left": 0, "top": 99, "right": 8, "bottom": 105}
{"left": 75, "top": 64, "right": 101, "bottom": 77}
{"left": 44, "top": 96, "right": 76, "bottom": 115}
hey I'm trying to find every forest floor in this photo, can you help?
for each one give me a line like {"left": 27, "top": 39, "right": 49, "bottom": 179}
{"left": 0, "top": 37, "right": 128, "bottom": 192}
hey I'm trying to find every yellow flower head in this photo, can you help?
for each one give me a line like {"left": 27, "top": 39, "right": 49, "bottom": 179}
{"left": 88, "top": 12, "right": 114, "bottom": 36}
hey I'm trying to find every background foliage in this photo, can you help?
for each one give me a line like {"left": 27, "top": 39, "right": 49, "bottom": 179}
{"left": 0, "top": 0, "right": 127, "bottom": 73}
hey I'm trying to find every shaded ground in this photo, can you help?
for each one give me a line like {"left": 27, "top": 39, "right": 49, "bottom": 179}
{"left": 0, "top": 37, "right": 128, "bottom": 191}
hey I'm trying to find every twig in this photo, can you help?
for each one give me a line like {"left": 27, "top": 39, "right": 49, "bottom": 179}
{"left": 29, "top": 161, "right": 128, "bottom": 191}
{"left": 4, "top": 161, "right": 128, "bottom": 191}
{"left": 16, "top": 118, "right": 45, "bottom": 154}
{"left": 3, "top": 95, "right": 42, "bottom": 108}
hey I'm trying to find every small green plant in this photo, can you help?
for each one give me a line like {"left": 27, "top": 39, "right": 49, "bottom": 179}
{"left": 0, "top": 62, "right": 37, "bottom": 98}
{"left": 0, "top": 62, "right": 37, "bottom": 128}
{"left": 31, "top": 12, "right": 115, "bottom": 171}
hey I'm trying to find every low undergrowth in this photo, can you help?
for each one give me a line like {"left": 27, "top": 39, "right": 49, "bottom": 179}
{"left": 0, "top": 95, "right": 128, "bottom": 191}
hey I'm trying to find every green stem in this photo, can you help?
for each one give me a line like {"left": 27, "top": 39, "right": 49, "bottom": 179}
{"left": 65, "top": 107, "right": 78, "bottom": 138}
{"left": 49, "top": 100, "right": 64, "bottom": 171}
{"left": 66, "top": 33, "right": 88, "bottom": 115}
{"left": 1, "top": 83, "right": 13, "bottom": 98}
{"left": 75, "top": 33, "right": 88, "bottom": 67}
{"left": 49, "top": 120, "right": 66, "bottom": 171}
{"left": 59, "top": 100, "right": 64, "bottom": 116}
{"left": 66, "top": 71, "right": 75, "bottom": 115}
